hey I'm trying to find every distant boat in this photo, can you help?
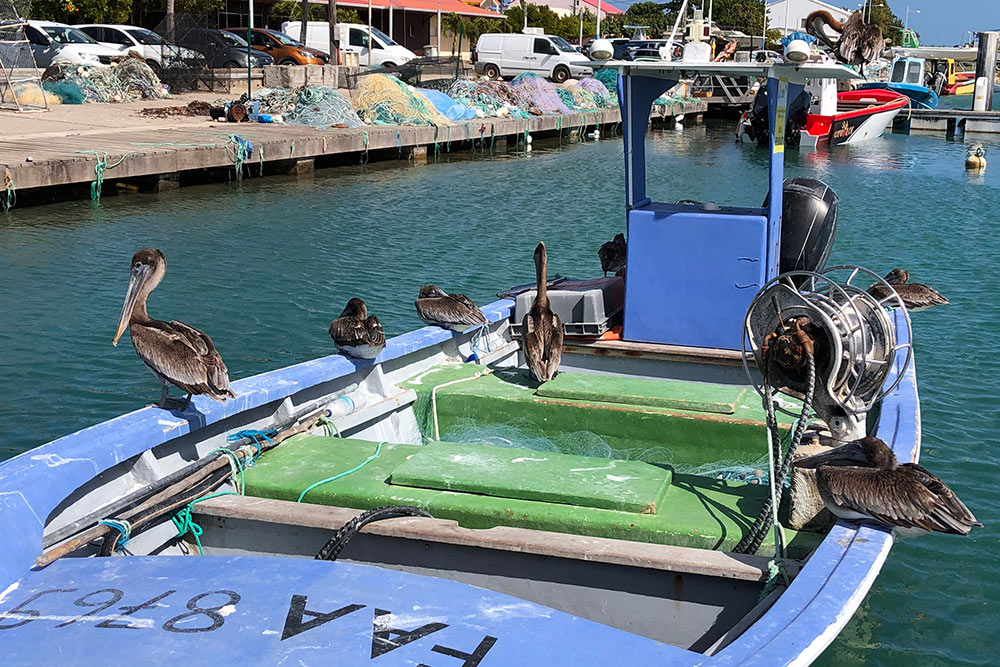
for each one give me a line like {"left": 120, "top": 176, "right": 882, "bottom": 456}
{"left": 859, "top": 56, "right": 939, "bottom": 109}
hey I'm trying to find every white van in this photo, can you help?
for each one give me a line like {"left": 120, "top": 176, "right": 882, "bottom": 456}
{"left": 474, "top": 32, "right": 593, "bottom": 83}
{"left": 281, "top": 21, "right": 416, "bottom": 67}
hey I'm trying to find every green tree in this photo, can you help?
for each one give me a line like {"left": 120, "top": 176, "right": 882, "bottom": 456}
{"left": 30, "top": 0, "right": 133, "bottom": 24}
{"left": 272, "top": 1, "right": 358, "bottom": 23}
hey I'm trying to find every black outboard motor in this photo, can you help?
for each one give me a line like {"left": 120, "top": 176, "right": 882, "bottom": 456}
{"left": 768, "top": 178, "right": 839, "bottom": 274}
{"left": 745, "top": 85, "right": 812, "bottom": 148}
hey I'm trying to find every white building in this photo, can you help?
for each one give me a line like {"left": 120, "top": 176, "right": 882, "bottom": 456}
{"left": 766, "top": 0, "right": 852, "bottom": 36}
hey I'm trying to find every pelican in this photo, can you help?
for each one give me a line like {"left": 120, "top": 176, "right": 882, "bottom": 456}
{"left": 522, "top": 242, "right": 563, "bottom": 382}
{"left": 414, "top": 285, "right": 488, "bottom": 332}
{"left": 113, "top": 249, "right": 235, "bottom": 410}
{"left": 806, "top": 10, "right": 885, "bottom": 68}
{"left": 868, "top": 269, "right": 949, "bottom": 311}
{"left": 329, "top": 298, "right": 386, "bottom": 359}
{"left": 794, "top": 436, "right": 982, "bottom": 537}
{"left": 598, "top": 233, "right": 627, "bottom": 277}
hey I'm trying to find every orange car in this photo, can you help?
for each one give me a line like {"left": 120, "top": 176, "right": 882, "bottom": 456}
{"left": 247, "top": 28, "right": 329, "bottom": 65}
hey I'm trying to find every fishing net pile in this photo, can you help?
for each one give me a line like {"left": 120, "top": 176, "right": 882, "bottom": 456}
{"left": 446, "top": 78, "right": 538, "bottom": 118}
{"left": 353, "top": 74, "right": 451, "bottom": 126}
{"left": 511, "top": 72, "right": 570, "bottom": 114}
{"left": 41, "top": 55, "right": 169, "bottom": 103}
{"left": 253, "top": 87, "right": 296, "bottom": 115}
{"left": 440, "top": 420, "right": 775, "bottom": 484}
{"left": 283, "top": 85, "right": 363, "bottom": 129}
{"left": 576, "top": 77, "right": 617, "bottom": 108}
{"left": 594, "top": 68, "right": 619, "bottom": 93}
{"left": 416, "top": 87, "right": 476, "bottom": 121}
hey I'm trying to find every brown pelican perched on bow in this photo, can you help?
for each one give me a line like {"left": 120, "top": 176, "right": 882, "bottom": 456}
{"left": 329, "top": 298, "right": 386, "bottom": 359}
{"left": 806, "top": 10, "right": 885, "bottom": 68}
{"left": 795, "top": 436, "right": 982, "bottom": 537}
{"left": 113, "top": 249, "right": 235, "bottom": 410}
{"left": 523, "top": 242, "right": 564, "bottom": 382}
{"left": 868, "top": 269, "right": 950, "bottom": 311}
{"left": 598, "top": 233, "right": 627, "bottom": 277}
{"left": 414, "top": 285, "right": 488, "bottom": 332}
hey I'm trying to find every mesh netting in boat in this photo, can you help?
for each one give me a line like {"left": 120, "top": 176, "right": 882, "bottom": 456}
{"left": 440, "top": 420, "right": 774, "bottom": 484}
{"left": 353, "top": 74, "right": 451, "bottom": 126}
{"left": 511, "top": 72, "right": 570, "bottom": 114}
{"left": 284, "top": 85, "right": 363, "bottom": 129}
{"left": 41, "top": 56, "right": 169, "bottom": 103}
{"left": 446, "top": 77, "right": 538, "bottom": 118}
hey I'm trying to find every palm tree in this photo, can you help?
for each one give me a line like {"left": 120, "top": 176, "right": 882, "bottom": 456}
{"left": 442, "top": 12, "right": 464, "bottom": 55}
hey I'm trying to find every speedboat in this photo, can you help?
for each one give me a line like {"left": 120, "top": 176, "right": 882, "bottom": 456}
{"left": 859, "top": 56, "right": 939, "bottom": 109}
{"left": 738, "top": 76, "right": 908, "bottom": 148}
{"left": 0, "top": 60, "right": 923, "bottom": 665}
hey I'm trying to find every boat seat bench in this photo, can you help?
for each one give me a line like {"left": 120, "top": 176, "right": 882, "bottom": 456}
{"left": 242, "top": 433, "right": 822, "bottom": 557}
{"left": 193, "top": 494, "right": 795, "bottom": 582}
{"left": 401, "top": 365, "right": 797, "bottom": 465}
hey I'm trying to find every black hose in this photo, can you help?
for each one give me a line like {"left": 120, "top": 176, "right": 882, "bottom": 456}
{"left": 315, "top": 506, "right": 433, "bottom": 562}
{"left": 735, "top": 353, "right": 815, "bottom": 555}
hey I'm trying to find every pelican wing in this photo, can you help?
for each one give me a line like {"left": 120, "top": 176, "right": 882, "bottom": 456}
{"left": 132, "top": 321, "right": 234, "bottom": 400}
{"left": 415, "top": 295, "right": 486, "bottom": 329}
{"left": 522, "top": 310, "right": 564, "bottom": 382}
{"left": 329, "top": 316, "right": 374, "bottom": 348}
{"left": 364, "top": 315, "right": 387, "bottom": 347}
{"left": 895, "top": 284, "right": 949, "bottom": 310}
{"left": 836, "top": 12, "right": 864, "bottom": 64}
{"left": 860, "top": 24, "right": 884, "bottom": 64}
{"left": 818, "top": 466, "right": 979, "bottom": 534}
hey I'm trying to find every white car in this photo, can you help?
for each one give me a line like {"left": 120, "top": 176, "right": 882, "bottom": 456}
{"left": 474, "top": 32, "right": 593, "bottom": 83}
{"left": 281, "top": 21, "right": 416, "bottom": 68}
{"left": 24, "top": 20, "right": 123, "bottom": 67}
{"left": 75, "top": 24, "right": 195, "bottom": 71}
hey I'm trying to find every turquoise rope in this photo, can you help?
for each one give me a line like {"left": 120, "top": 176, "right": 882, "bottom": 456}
{"left": 75, "top": 150, "right": 130, "bottom": 202}
{"left": 296, "top": 441, "right": 384, "bottom": 503}
{"left": 171, "top": 490, "right": 236, "bottom": 556}
{"left": 98, "top": 518, "right": 132, "bottom": 552}
{"left": 2, "top": 169, "right": 13, "bottom": 212}
{"left": 208, "top": 447, "right": 246, "bottom": 494}
{"left": 226, "top": 429, "right": 276, "bottom": 465}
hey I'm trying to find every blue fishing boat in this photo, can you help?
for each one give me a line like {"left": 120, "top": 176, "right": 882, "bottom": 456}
{"left": 859, "top": 56, "right": 940, "bottom": 109}
{"left": 0, "top": 60, "right": 927, "bottom": 665}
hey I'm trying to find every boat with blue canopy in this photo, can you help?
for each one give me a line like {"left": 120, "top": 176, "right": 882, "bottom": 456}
{"left": 859, "top": 55, "right": 940, "bottom": 109}
{"left": 0, "top": 60, "right": 923, "bottom": 665}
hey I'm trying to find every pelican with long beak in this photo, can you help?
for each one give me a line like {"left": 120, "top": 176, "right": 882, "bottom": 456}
{"left": 794, "top": 436, "right": 981, "bottom": 537}
{"left": 329, "top": 298, "right": 386, "bottom": 359}
{"left": 522, "top": 241, "right": 564, "bottom": 382}
{"left": 114, "top": 249, "right": 236, "bottom": 409}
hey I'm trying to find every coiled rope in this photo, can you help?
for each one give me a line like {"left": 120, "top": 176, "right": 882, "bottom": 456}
{"left": 734, "top": 352, "right": 815, "bottom": 556}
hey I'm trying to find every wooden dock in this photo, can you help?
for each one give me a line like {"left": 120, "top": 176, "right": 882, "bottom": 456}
{"left": 0, "top": 98, "right": 706, "bottom": 204}
{"left": 895, "top": 108, "right": 1000, "bottom": 135}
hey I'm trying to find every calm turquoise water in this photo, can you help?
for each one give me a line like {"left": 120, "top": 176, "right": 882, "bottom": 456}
{"left": 1, "top": 121, "right": 997, "bottom": 664}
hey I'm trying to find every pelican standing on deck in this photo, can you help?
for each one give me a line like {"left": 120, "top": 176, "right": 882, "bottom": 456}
{"left": 794, "top": 436, "right": 982, "bottom": 537}
{"left": 414, "top": 286, "right": 488, "bottom": 332}
{"left": 113, "top": 249, "right": 235, "bottom": 409}
{"left": 329, "top": 298, "right": 386, "bottom": 359}
{"left": 523, "top": 242, "right": 563, "bottom": 382}
{"left": 868, "top": 268, "right": 949, "bottom": 311}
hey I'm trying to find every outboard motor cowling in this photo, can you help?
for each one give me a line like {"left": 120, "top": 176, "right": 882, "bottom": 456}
{"left": 774, "top": 177, "right": 839, "bottom": 274}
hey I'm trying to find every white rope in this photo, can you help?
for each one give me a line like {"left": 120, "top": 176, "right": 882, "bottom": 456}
{"left": 431, "top": 368, "right": 493, "bottom": 440}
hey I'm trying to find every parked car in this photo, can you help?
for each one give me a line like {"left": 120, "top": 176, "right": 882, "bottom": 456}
{"left": 245, "top": 28, "right": 328, "bottom": 66}
{"left": 74, "top": 24, "right": 195, "bottom": 71}
{"left": 281, "top": 21, "right": 416, "bottom": 67}
{"left": 176, "top": 28, "right": 274, "bottom": 68}
{"left": 474, "top": 32, "right": 593, "bottom": 83}
{"left": 23, "top": 20, "right": 123, "bottom": 67}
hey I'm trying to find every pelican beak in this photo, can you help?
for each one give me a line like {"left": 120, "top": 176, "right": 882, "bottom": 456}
{"left": 794, "top": 441, "right": 867, "bottom": 469}
{"left": 113, "top": 264, "right": 150, "bottom": 346}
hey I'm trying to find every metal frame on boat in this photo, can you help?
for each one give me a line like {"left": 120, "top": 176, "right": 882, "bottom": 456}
{"left": 0, "top": 61, "right": 921, "bottom": 666}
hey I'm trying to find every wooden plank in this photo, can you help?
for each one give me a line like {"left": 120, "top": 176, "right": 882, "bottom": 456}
{"left": 564, "top": 338, "right": 751, "bottom": 367}
{"left": 194, "top": 494, "right": 791, "bottom": 582}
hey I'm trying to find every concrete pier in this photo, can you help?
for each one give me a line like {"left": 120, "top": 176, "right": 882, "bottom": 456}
{"left": 0, "top": 94, "right": 707, "bottom": 206}
{"left": 894, "top": 108, "right": 1000, "bottom": 136}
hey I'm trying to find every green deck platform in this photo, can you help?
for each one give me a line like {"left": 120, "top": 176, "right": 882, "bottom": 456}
{"left": 403, "top": 365, "right": 796, "bottom": 465}
{"left": 244, "top": 434, "right": 819, "bottom": 557}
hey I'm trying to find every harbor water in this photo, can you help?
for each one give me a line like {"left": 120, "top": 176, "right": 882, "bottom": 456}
{"left": 1, "top": 120, "right": 997, "bottom": 664}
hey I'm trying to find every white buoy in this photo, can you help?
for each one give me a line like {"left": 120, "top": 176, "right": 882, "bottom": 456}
{"left": 526, "top": 134, "right": 532, "bottom": 144}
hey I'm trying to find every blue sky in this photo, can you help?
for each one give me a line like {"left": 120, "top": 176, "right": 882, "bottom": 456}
{"left": 604, "top": 0, "right": 1000, "bottom": 46}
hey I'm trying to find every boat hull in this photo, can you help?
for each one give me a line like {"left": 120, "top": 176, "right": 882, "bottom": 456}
{"left": 859, "top": 81, "right": 938, "bottom": 109}
{"left": 802, "top": 90, "right": 908, "bottom": 148}
{"left": 0, "top": 303, "right": 919, "bottom": 665}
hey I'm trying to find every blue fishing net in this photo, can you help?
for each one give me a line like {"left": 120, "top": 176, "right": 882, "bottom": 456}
{"left": 511, "top": 72, "right": 571, "bottom": 114}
